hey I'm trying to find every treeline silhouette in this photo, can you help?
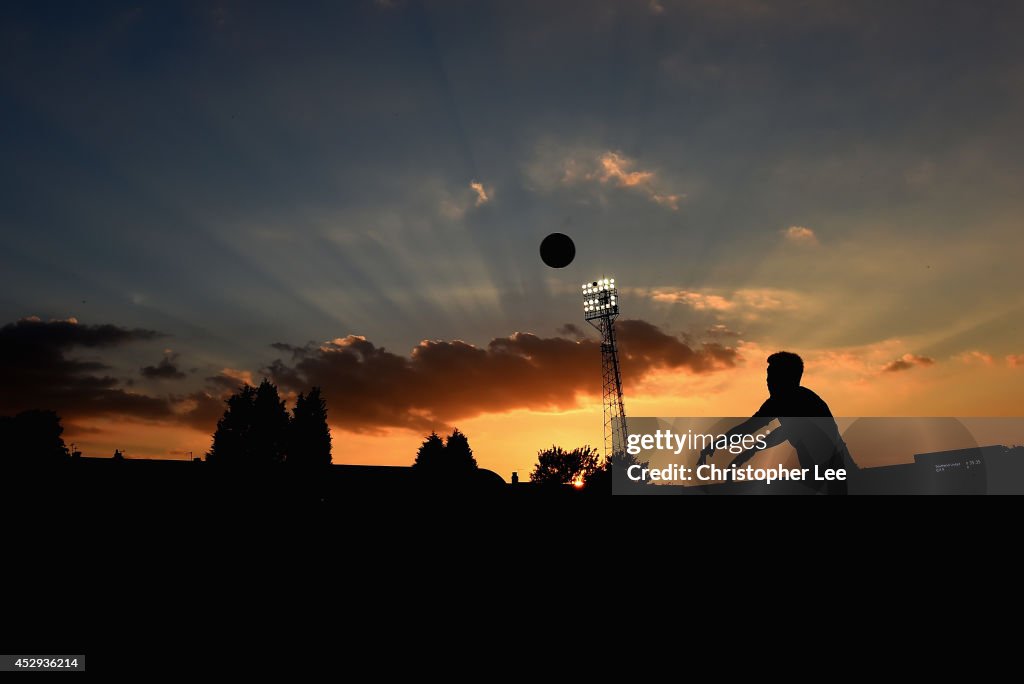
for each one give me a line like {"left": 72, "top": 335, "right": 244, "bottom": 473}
{"left": 528, "top": 445, "right": 648, "bottom": 492}
{"left": 530, "top": 445, "right": 599, "bottom": 485}
{"left": 0, "top": 409, "right": 69, "bottom": 463}
{"left": 208, "top": 380, "right": 331, "bottom": 466}
{"left": 5, "top": 401, "right": 1023, "bottom": 498}
{"left": 0, "top": 396, "right": 641, "bottom": 498}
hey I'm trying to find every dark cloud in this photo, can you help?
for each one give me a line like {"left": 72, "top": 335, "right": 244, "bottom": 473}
{"left": 140, "top": 352, "right": 186, "bottom": 380}
{"left": 0, "top": 317, "right": 171, "bottom": 419}
{"left": 617, "top": 319, "right": 736, "bottom": 374}
{"left": 265, "top": 320, "right": 737, "bottom": 432}
{"left": 883, "top": 354, "right": 935, "bottom": 373}
{"left": 1, "top": 316, "right": 161, "bottom": 350}
{"left": 0, "top": 318, "right": 224, "bottom": 432}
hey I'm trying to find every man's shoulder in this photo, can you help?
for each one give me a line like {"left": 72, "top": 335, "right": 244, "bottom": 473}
{"left": 796, "top": 386, "right": 823, "bottom": 400}
{"left": 797, "top": 386, "right": 832, "bottom": 415}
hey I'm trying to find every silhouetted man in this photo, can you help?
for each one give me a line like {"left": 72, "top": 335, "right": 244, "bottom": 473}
{"left": 699, "top": 351, "right": 850, "bottom": 494}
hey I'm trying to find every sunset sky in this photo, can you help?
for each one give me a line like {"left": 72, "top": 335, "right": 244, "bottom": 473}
{"left": 2, "top": 1, "right": 1023, "bottom": 478}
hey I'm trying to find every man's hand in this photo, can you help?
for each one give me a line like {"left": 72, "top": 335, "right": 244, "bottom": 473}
{"left": 697, "top": 444, "right": 715, "bottom": 467}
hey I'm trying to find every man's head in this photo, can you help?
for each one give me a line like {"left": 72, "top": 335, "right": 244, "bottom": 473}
{"left": 767, "top": 351, "right": 803, "bottom": 397}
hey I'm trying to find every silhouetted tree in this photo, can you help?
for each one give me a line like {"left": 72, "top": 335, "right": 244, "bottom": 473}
{"left": 413, "top": 432, "right": 446, "bottom": 469}
{"left": 0, "top": 410, "right": 69, "bottom": 463}
{"left": 207, "top": 384, "right": 257, "bottom": 465}
{"left": 445, "top": 428, "right": 477, "bottom": 470}
{"left": 207, "top": 380, "right": 289, "bottom": 464}
{"left": 412, "top": 428, "right": 478, "bottom": 474}
{"left": 253, "top": 380, "right": 289, "bottom": 464}
{"left": 289, "top": 387, "right": 332, "bottom": 466}
{"left": 530, "top": 445, "right": 599, "bottom": 485}
{"left": 209, "top": 381, "right": 330, "bottom": 465}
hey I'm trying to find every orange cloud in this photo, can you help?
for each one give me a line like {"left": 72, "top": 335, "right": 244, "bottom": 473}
{"left": 782, "top": 225, "right": 819, "bottom": 245}
{"left": 647, "top": 287, "right": 799, "bottom": 315}
{"left": 527, "top": 145, "right": 683, "bottom": 209}
{"left": 957, "top": 350, "right": 994, "bottom": 365}
{"left": 597, "top": 152, "right": 654, "bottom": 187}
{"left": 593, "top": 152, "right": 681, "bottom": 209}
{"left": 437, "top": 179, "right": 492, "bottom": 219}
{"left": 651, "top": 290, "right": 734, "bottom": 310}
{"left": 1007, "top": 355, "right": 1024, "bottom": 368}
{"left": 265, "top": 320, "right": 737, "bottom": 433}
{"left": 208, "top": 367, "right": 255, "bottom": 389}
{"left": 470, "top": 180, "right": 490, "bottom": 206}
{"left": 805, "top": 340, "right": 935, "bottom": 384}
{"left": 883, "top": 354, "right": 935, "bottom": 373}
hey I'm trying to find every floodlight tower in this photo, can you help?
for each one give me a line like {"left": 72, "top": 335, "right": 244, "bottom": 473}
{"left": 582, "top": 277, "right": 628, "bottom": 460}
